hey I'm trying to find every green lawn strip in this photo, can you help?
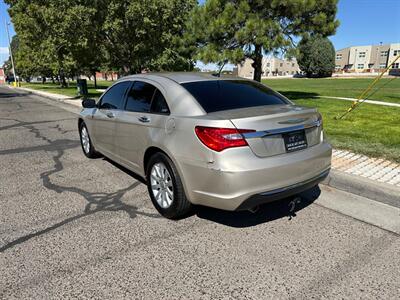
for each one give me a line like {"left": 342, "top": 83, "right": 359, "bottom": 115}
{"left": 263, "top": 78, "right": 400, "bottom": 104}
{"left": 21, "top": 80, "right": 113, "bottom": 99}
{"left": 294, "top": 97, "right": 400, "bottom": 163}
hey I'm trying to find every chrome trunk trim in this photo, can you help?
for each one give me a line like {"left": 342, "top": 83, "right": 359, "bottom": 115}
{"left": 242, "top": 119, "right": 322, "bottom": 139}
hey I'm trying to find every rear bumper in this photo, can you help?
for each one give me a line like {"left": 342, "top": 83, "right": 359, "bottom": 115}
{"left": 177, "top": 142, "right": 332, "bottom": 211}
{"left": 236, "top": 168, "right": 329, "bottom": 211}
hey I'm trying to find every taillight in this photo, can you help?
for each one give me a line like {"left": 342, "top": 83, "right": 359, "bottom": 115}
{"left": 195, "top": 126, "right": 255, "bottom": 152}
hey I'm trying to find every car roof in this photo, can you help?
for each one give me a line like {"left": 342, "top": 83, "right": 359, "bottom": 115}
{"left": 123, "top": 72, "right": 248, "bottom": 84}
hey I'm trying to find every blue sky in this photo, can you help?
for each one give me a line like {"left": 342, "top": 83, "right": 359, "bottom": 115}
{"left": 1, "top": 0, "right": 399, "bottom": 69}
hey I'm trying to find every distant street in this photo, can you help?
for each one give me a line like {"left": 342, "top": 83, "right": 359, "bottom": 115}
{"left": 0, "top": 86, "right": 399, "bottom": 299}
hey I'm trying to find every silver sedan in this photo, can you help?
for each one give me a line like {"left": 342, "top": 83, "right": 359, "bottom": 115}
{"left": 79, "top": 73, "right": 331, "bottom": 219}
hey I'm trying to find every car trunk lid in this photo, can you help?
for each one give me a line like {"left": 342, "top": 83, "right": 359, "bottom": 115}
{"left": 209, "top": 105, "right": 322, "bottom": 157}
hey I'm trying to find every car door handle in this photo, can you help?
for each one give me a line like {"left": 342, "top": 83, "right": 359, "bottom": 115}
{"left": 106, "top": 112, "right": 115, "bottom": 118}
{"left": 138, "top": 116, "right": 150, "bottom": 123}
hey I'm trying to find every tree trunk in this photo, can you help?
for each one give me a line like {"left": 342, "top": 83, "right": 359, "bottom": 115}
{"left": 60, "top": 74, "right": 67, "bottom": 87}
{"left": 58, "top": 66, "right": 67, "bottom": 87}
{"left": 93, "top": 71, "right": 97, "bottom": 89}
{"left": 252, "top": 45, "right": 263, "bottom": 82}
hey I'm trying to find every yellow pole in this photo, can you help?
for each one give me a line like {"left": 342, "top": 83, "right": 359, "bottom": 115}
{"left": 335, "top": 54, "right": 400, "bottom": 120}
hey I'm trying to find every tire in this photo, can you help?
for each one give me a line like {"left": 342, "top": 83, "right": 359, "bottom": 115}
{"left": 146, "top": 152, "right": 192, "bottom": 219}
{"left": 79, "top": 122, "right": 100, "bottom": 158}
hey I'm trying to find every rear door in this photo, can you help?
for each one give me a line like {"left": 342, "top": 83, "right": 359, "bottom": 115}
{"left": 92, "top": 81, "right": 131, "bottom": 156}
{"left": 114, "top": 80, "right": 170, "bottom": 173}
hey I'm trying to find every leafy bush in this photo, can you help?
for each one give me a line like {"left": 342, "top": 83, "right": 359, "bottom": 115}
{"left": 297, "top": 36, "right": 335, "bottom": 78}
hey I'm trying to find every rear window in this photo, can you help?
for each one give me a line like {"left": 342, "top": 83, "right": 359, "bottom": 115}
{"left": 181, "top": 80, "right": 289, "bottom": 113}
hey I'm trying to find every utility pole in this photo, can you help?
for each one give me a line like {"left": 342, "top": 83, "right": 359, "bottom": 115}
{"left": 5, "top": 20, "right": 18, "bottom": 87}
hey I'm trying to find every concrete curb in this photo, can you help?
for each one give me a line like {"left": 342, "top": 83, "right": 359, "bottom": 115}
{"left": 10, "top": 86, "right": 83, "bottom": 108}
{"left": 322, "top": 169, "right": 400, "bottom": 208}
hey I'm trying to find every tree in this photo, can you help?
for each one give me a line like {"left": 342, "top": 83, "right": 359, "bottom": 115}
{"left": 6, "top": 0, "right": 101, "bottom": 86}
{"left": 297, "top": 36, "right": 335, "bottom": 77}
{"left": 6, "top": 0, "right": 196, "bottom": 85}
{"left": 102, "top": 0, "right": 196, "bottom": 75}
{"left": 186, "top": 0, "right": 339, "bottom": 82}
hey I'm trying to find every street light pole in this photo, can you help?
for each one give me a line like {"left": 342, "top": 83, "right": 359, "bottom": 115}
{"left": 5, "top": 20, "right": 18, "bottom": 87}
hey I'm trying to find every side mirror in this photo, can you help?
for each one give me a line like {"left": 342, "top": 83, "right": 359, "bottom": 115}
{"left": 82, "top": 98, "right": 96, "bottom": 108}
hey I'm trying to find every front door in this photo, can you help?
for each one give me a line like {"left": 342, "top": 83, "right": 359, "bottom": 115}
{"left": 91, "top": 81, "right": 132, "bottom": 157}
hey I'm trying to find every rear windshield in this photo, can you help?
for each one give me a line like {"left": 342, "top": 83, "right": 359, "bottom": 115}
{"left": 181, "top": 80, "right": 289, "bottom": 113}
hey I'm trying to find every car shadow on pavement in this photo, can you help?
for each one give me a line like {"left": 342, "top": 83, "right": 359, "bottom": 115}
{"left": 101, "top": 153, "right": 322, "bottom": 227}
{"left": 195, "top": 186, "right": 321, "bottom": 228}
{"left": 103, "top": 157, "right": 146, "bottom": 184}
{"left": 0, "top": 119, "right": 160, "bottom": 253}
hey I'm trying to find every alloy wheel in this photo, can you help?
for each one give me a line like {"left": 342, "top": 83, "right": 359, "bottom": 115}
{"left": 81, "top": 126, "right": 90, "bottom": 154}
{"left": 150, "top": 162, "right": 174, "bottom": 208}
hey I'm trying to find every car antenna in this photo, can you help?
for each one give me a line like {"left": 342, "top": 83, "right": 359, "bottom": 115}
{"left": 212, "top": 60, "right": 227, "bottom": 77}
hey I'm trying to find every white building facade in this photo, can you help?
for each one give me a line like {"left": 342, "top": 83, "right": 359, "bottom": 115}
{"left": 237, "top": 57, "right": 301, "bottom": 78}
{"left": 335, "top": 43, "right": 400, "bottom": 75}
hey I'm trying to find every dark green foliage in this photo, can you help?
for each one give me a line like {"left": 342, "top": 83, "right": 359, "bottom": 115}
{"left": 5, "top": 0, "right": 339, "bottom": 84}
{"left": 297, "top": 36, "right": 336, "bottom": 77}
{"left": 5, "top": 0, "right": 196, "bottom": 85}
{"left": 185, "top": 0, "right": 339, "bottom": 82}
{"left": 101, "top": 0, "right": 196, "bottom": 75}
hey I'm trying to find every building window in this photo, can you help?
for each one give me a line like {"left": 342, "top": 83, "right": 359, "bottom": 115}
{"left": 266, "top": 63, "right": 270, "bottom": 67}
{"left": 358, "top": 52, "right": 366, "bottom": 58}
{"left": 336, "top": 54, "right": 342, "bottom": 60}
{"left": 357, "top": 64, "right": 364, "bottom": 69}
{"left": 380, "top": 51, "right": 388, "bottom": 57}
{"left": 292, "top": 63, "right": 295, "bottom": 67}
{"left": 280, "top": 63, "right": 283, "bottom": 67}
{"left": 335, "top": 65, "right": 341, "bottom": 69}
{"left": 379, "top": 63, "right": 386, "bottom": 68}
{"left": 392, "top": 63, "right": 399, "bottom": 69}
{"left": 394, "top": 50, "right": 399, "bottom": 56}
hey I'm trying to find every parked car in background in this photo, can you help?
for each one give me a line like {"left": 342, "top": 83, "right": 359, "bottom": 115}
{"left": 5, "top": 75, "right": 15, "bottom": 84}
{"left": 78, "top": 73, "right": 332, "bottom": 219}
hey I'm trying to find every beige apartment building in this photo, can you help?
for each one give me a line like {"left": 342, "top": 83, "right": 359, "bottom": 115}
{"left": 335, "top": 43, "right": 400, "bottom": 75}
{"left": 237, "top": 57, "right": 301, "bottom": 78}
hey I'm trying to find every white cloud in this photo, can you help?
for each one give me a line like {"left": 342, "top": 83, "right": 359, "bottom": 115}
{"left": 0, "top": 47, "right": 9, "bottom": 55}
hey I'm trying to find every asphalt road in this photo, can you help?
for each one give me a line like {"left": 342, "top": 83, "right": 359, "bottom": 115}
{"left": 1, "top": 86, "right": 399, "bottom": 299}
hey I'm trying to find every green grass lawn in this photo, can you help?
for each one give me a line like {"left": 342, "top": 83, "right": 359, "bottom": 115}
{"left": 21, "top": 80, "right": 112, "bottom": 98}
{"left": 20, "top": 77, "right": 400, "bottom": 162}
{"left": 263, "top": 77, "right": 400, "bottom": 104}
{"left": 296, "top": 98, "right": 400, "bottom": 162}
{"left": 261, "top": 78, "right": 400, "bottom": 162}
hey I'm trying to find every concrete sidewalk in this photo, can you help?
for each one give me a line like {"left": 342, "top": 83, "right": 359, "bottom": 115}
{"left": 332, "top": 149, "right": 400, "bottom": 186}
{"left": 315, "top": 95, "right": 400, "bottom": 107}
{"left": 323, "top": 150, "right": 400, "bottom": 209}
